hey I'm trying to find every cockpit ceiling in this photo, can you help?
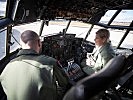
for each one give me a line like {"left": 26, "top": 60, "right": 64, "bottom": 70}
{"left": 15, "top": 0, "right": 133, "bottom": 24}
{"left": 37, "top": 0, "right": 133, "bottom": 19}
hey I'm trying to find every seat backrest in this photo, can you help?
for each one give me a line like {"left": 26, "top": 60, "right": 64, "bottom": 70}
{"left": 63, "top": 55, "right": 126, "bottom": 100}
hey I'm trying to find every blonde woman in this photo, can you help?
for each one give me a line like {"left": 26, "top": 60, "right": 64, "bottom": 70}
{"left": 82, "top": 29, "right": 115, "bottom": 75}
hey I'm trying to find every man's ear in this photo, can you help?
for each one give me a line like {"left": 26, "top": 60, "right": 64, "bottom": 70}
{"left": 38, "top": 40, "right": 42, "bottom": 48}
{"left": 38, "top": 40, "right": 40, "bottom": 47}
{"left": 103, "top": 38, "right": 107, "bottom": 43}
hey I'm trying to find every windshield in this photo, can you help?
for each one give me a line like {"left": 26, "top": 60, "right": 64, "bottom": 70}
{"left": 8, "top": 20, "right": 91, "bottom": 53}
{"left": 11, "top": 19, "right": 133, "bottom": 53}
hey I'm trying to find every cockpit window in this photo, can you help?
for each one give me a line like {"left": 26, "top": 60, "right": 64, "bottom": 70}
{"left": 0, "top": 0, "right": 7, "bottom": 18}
{"left": 42, "top": 20, "right": 69, "bottom": 36}
{"left": 100, "top": 10, "right": 133, "bottom": 26}
{"left": 0, "top": 29, "right": 6, "bottom": 59}
{"left": 121, "top": 31, "right": 133, "bottom": 49}
{"left": 67, "top": 21, "right": 91, "bottom": 38}
{"left": 111, "top": 10, "right": 133, "bottom": 26}
{"left": 41, "top": 20, "right": 91, "bottom": 38}
{"left": 100, "top": 10, "right": 117, "bottom": 24}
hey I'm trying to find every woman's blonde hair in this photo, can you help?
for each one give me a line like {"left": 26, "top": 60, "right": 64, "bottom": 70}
{"left": 96, "top": 29, "right": 110, "bottom": 39}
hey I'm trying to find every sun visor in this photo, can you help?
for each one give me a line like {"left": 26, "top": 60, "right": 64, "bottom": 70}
{"left": 14, "top": 0, "right": 37, "bottom": 25}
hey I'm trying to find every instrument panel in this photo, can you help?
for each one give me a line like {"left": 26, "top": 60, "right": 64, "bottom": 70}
{"left": 41, "top": 33, "right": 87, "bottom": 66}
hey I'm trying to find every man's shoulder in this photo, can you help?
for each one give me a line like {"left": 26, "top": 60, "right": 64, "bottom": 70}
{"left": 36, "top": 55, "right": 57, "bottom": 65}
{"left": 39, "top": 55, "right": 56, "bottom": 61}
{"left": 8, "top": 60, "right": 53, "bottom": 70}
{"left": 100, "top": 45, "right": 115, "bottom": 59}
{"left": 100, "top": 44, "right": 114, "bottom": 53}
{"left": 12, "top": 54, "right": 57, "bottom": 66}
{"left": 22, "top": 59, "right": 54, "bottom": 70}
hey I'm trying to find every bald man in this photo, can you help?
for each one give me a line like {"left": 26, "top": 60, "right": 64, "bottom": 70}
{"left": 0, "top": 30, "right": 68, "bottom": 100}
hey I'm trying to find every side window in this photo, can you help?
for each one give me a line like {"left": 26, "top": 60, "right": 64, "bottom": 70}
{"left": 0, "top": 29, "right": 6, "bottom": 59}
{"left": 121, "top": 31, "right": 133, "bottom": 49}
{"left": 10, "top": 28, "right": 21, "bottom": 53}
{"left": 0, "top": 0, "right": 7, "bottom": 19}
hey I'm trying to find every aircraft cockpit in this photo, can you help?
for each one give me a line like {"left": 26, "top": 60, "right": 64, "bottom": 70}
{"left": 0, "top": 0, "right": 133, "bottom": 100}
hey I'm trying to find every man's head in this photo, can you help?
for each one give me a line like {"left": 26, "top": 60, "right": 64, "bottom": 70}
{"left": 94, "top": 29, "right": 110, "bottom": 47}
{"left": 20, "top": 30, "right": 42, "bottom": 53}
